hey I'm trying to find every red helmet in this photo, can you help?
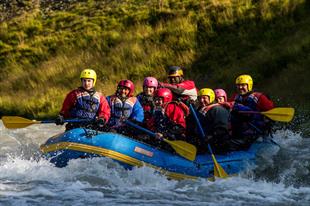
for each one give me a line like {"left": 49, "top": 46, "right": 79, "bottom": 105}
{"left": 155, "top": 88, "right": 173, "bottom": 103}
{"left": 214, "top": 89, "right": 227, "bottom": 102}
{"left": 143, "top": 77, "right": 158, "bottom": 88}
{"left": 118, "top": 80, "right": 135, "bottom": 96}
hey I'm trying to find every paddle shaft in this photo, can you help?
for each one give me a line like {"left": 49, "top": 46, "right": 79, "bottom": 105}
{"left": 238, "top": 111, "right": 261, "bottom": 114}
{"left": 189, "top": 104, "right": 228, "bottom": 178}
{"left": 237, "top": 111, "right": 288, "bottom": 115}
{"left": 125, "top": 120, "right": 197, "bottom": 161}
{"left": 125, "top": 120, "right": 156, "bottom": 137}
{"left": 41, "top": 119, "right": 92, "bottom": 124}
{"left": 189, "top": 104, "right": 206, "bottom": 141}
{"left": 239, "top": 110, "right": 291, "bottom": 116}
{"left": 125, "top": 120, "right": 176, "bottom": 140}
{"left": 1, "top": 116, "right": 94, "bottom": 129}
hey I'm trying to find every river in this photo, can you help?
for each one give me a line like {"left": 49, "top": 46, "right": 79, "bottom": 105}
{"left": 0, "top": 122, "right": 310, "bottom": 205}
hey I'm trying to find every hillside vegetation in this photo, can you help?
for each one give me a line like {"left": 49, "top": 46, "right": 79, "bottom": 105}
{"left": 0, "top": 0, "right": 309, "bottom": 119}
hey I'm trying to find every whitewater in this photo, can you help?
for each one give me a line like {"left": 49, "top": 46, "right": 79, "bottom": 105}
{"left": 1, "top": 122, "right": 310, "bottom": 206}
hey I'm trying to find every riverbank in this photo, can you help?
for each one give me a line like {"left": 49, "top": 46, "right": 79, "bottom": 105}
{"left": 0, "top": 0, "right": 309, "bottom": 119}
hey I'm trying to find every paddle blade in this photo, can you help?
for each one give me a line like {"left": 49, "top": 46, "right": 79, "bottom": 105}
{"left": 163, "top": 139, "right": 197, "bottom": 161}
{"left": 1, "top": 116, "right": 40, "bottom": 129}
{"left": 211, "top": 154, "right": 228, "bottom": 178}
{"left": 262, "top": 107, "right": 295, "bottom": 122}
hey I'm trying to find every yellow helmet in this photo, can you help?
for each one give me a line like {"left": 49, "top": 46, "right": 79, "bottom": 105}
{"left": 198, "top": 88, "right": 215, "bottom": 103}
{"left": 80, "top": 69, "right": 97, "bottom": 86}
{"left": 235, "top": 74, "right": 253, "bottom": 91}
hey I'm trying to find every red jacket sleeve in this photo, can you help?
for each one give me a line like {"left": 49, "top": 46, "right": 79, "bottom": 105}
{"left": 257, "top": 94, "right": 274, "bottom": 111}
{"left": 165, "top": 103, "right": 187, "bottom": 128}
{"left": 98, "top": 95, "right": 111, "bottom": 122}
{"left": 160, "top": 80, "right": 196, "bottom": 90}
{"left": 176, "top": 80, "right": 196, "bottom": 90}
{"left": 219, "top": 101, "right": 234, "bottom": 110}
{"left": 60, "top": 90, "right": 77, "bottom": 118}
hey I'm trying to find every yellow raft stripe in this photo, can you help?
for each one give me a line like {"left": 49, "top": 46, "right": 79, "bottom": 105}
{"left": 40, "top": 142, "right": 198, "bottom": 180}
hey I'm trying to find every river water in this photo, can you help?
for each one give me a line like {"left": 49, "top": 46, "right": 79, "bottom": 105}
{"left": 0, "top": 122, "right": 310, "bottom": 206}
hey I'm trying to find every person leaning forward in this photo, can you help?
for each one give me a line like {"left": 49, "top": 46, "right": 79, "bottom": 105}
{"left": 55, "top": 69, "right": 111, "bottom": 131}
{"left": 152, "top": 88, "right": 190, "bottom": 141}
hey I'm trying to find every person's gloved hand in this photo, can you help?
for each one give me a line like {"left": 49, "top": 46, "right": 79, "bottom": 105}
{"left": 55, "top": 115, "right": 65, "bottom": 125}
{"left": 96, "top": 118, "right": 106, "bottom": 128}
{"left": 155, "top": 132, "right": 163, "bottom": 140}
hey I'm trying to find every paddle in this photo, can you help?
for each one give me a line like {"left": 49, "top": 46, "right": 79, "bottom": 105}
{"left": 189, "top": 104, "right": 228, "bottom": 178}
{"left": 238, "top": 107, "right": 295, "bottom": 122}
{"left": 125, "top": 120, "right": 197, "bottom": 161}
{"left": 1, "top": 116, "right": 90, "bottom": 129}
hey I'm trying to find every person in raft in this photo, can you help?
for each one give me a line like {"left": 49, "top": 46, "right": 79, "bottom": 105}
{"left": 136, "top": 77, "right": 158, "bottom": 129}
{"left": 229, "top": 74, "right": 275, "bottom": 150}
{"left": 159, "top": 66, "right": 197, "bottom": 105}
{"left": 187, "top": 88, "right": 231, "bottom": 154}
{"left": 214, "top": 88, "right": 235, "bottom": 110}
{"left": 151, "top": 88, "right": 190, "bottom": 143}
{"left": 55, "top": 69, "right": 111, "bottom": 131}
{"left": 106, "top": 79, "right": 144, "bottom": 134}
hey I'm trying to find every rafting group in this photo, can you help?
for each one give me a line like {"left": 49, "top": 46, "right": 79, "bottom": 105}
{"left": 50, "top": 66, "right": 288, "bottom": 155}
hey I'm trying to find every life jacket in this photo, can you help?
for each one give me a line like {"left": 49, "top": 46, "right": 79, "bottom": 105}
{"left": 163, "top": 101, "right": 189, "bottom": 128}
{"left": 232, "top": 92, "right": 271, "bottom": 139}
{"left": 70, "top": 88, "right": 100, "bottom": 119}
{"left": 234, "top": 92, "right": 263, "bottom": 111}
{"left": 151, "top": 101, "right": 189, "bottom": 139}
{"left": 107, "top": 95, "right": 138, "bottom": 126}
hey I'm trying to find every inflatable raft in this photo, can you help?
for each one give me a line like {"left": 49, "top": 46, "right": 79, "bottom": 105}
{"left": 40, "top": 128, "right": 276, "bottom": 180}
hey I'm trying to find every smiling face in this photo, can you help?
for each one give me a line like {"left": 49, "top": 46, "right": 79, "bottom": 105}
{"left": 199, "top": 95, "right": 211, "bottom": 107}
{"left": 117, "top": 86, "right": 130, "bottom": 98}
{"left": 143, "top": 86, "right": 156, "bottom": 96}
{"left": 236, "top": 83, "right": 249, "bottom": 95}
{"left": 81, "top": 78, "right": 94, "bottom": 90}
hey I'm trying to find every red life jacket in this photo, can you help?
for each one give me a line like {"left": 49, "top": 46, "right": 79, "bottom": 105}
{"left": 234, "top": 92, "right": 274, "bottom": 111}
{"left": 60, "top": 88, "right": 110, "bottom": 121}
{"left": 164, "top": 101, "right": 189, "bottom": 128}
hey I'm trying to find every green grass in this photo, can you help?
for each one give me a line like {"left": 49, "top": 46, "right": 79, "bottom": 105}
{"left": 0, "top": 0, "right": 309, "bottom": 119}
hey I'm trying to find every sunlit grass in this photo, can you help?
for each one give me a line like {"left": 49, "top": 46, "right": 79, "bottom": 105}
{"left": 0, "top": 0, "right": 308, "bottom": 118}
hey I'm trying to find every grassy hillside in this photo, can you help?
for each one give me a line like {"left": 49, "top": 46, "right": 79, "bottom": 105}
{"left": 0, "top": 0, "right": 309, "bottom": 119}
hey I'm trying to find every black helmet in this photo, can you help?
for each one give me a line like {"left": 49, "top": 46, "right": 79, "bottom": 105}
{"left": 168, "top": 66, "right": 184, "bottom": 77}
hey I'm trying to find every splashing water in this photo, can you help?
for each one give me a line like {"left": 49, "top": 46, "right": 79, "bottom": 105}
{"left": 1, "top": 121, "right": 310, "bottom": 205}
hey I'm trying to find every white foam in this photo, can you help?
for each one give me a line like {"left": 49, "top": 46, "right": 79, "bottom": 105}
{"left": 1, "top": 123, "right": 310, "bottom": 205}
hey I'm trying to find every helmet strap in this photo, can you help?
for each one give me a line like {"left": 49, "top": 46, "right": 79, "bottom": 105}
{"left": 79, "top": 86, "right": 95, "bottom": 95}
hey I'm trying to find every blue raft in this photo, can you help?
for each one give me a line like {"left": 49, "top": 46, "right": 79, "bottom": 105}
{"left": 40, "top": 128, "right": 275, "bottom": 180}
